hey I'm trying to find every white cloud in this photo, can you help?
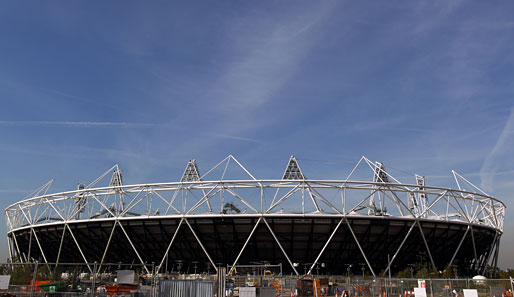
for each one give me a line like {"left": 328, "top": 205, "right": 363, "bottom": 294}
{"left": 210, "top": 3, "right": 336, "bottom": 113}
{"left": 480, "top": 108, "right": 514, "bottom": 192}
{"left": 0, "top": 120, "right": 159, "bottom": 128}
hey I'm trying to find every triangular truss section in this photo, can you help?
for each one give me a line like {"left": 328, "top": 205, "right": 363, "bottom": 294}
{"left": 85, "top": 164, "right": 122, "bottom": 189}
{"left": 282, "top": 156, "right": 305, "bottom": 180}
{"left": 25, "top": 179, "right": 54, "bottom": 199}
{"left": 181, "top": 160, "right": 201, "bottom": 182}
{"left": 173, "top": 156, "right": 259, "bottom": 215}
{"left": 200, "top": 155, "right": 257, "bottom": 181}
{"left": 343, "top": 157, "right": 416, "bottom": 217}
{"left": 109, "top": 169, "right": 123, "bottom": 187}
{"left": 452, "top": 170, "right": 489, "bottom": 196}
{"left": 373, "top": 162, "right": 389, "bottom": 183}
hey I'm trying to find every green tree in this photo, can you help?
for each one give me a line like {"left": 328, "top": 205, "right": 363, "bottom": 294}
{"left": 397, "top": 268, "right": 412, "bottom": 279}
{"left": 500, "top": 269, "right": 514, "bottom": 279}
{"left": 440, "top": 265, "right": 454, "bottom": 278}
{"left": 413, "top": 252, "right": 438, "bottom": 278}
{"left": 10, "top": 264, "right": 34, "bottom": 285}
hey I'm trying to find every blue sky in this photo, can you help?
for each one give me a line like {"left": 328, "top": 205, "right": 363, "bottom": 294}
{"left": 1, "top": 1, "right": 514, "bottom": 268}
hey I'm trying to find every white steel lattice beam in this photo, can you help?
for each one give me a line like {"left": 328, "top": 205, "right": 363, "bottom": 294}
{"left": 4, "top": 155, "right": 505, "bottom": 276}
{"left": 66, "top": 224, "right": 92, "bottom": 273}
{"left": 31, "top": 228, "right": 50, "bottom": 270}
{"left": 449, "top": 226, "right": 470, "bottom": 267}
{"left": 262, "top": 218, "right": 299, "bottom": 276}
{"left": 344, "top": 217, "right": 376, "bottom": 278}
{"left": 54, "top": 227, "right": 67, "bottom": 268}
{"left": 307, "top": 218, "right": 344, "bottom": 275}
{"left": 117, "top": 221, "right": 150, "bottom": 274}
{"left": 417, "top": 222, "right": 437, "bottom": 272}
{"left": 184, "top": 218, "right": 218, "bottom": 273}
{"left": 98, "top": 223, "right": 117, "bottom": 273}
{"left": 382, "top": 221, "right": 418, "bottom": 277}
{"left": 157, "top": 218, "right": 184, "bottom": 273}
{"left": 228, "top": 217, "right": 262, "bottom": 275}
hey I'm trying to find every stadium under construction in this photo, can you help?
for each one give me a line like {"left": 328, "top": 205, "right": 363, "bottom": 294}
{"left": 4, "top": 155, "right": 505, "bottom": 277}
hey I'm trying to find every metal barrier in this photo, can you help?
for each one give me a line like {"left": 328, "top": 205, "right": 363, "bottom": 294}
{"left": 158, "top": 279, "right": 213, "bottom": 297}
{"left": 0, "top": 262, "right": 512, "bottom": 297}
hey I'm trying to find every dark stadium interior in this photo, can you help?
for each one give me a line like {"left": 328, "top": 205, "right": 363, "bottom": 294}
{"left": 11, "top": 215, "right": 497, "bottom": 276}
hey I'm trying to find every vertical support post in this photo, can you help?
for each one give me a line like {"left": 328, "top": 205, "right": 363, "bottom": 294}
{"left": 388, "top": 254, "right": 392, "bottom": 297}
{"left": 30, "top": 261, "right": 38, "bottom": 297}
{"left": 92, "top": 261, "right": 97, "bottom": 297}
{"left": 260, "top": 186, "right": 263, "bottom": 213}
{"left": 9, "top": 232, "right": 23, "bottom": 263}
{"left": 27, "top": 227, "right": 33, "bottom": 261}
{"left": 493, "top": 238, "right": 500, "bottom": 278}
{"left": 151, "top": 263, "right": 156, "bottom": 297}
{"left": 217, "top": 266, "right": 226, "bottom": 297}
{"left": 469, "top": 226, "right": 478, "bottom": 271}
{"left": 302, "top": 185, "right": 305, "bottom": 214}
{"left": 7, "top": 236, "right": 13, "bottom": 263}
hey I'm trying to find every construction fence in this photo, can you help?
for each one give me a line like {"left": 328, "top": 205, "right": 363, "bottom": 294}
{"left": 0, "top": 262, "right": 513, "bottom": 297}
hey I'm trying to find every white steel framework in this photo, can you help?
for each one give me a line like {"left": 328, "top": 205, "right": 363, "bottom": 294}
{"left": 5, "top": 155, "right": 505, "bottom": 276}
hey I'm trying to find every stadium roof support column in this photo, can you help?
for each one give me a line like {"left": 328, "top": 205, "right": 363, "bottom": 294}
{"left": 449, "top": 226, "right": 470, "bottom": 267}
{"left": 6, "top": 236, "right": 12, "bottom": 262}
{"left": 185, "top": 218, "right": 218, "bottom": 273}
{"left": 6, "top": 215, "right": 23, "bottom": 263}
{"left": 27, "top": 219, "right": 33, "bottom": 261}
{"left": 344, "top": 217, "right": 376, "bottom": 278}
{"left": 263, "top": 218, "right": 299, "bottom": 276}
{"left": 417, "top": 222, "right": 437, "bottom": 272}
{"left": 481, "top": 231, "right": 499, "bottom": 275}
{"left": 54, "top": 227, "right": 66, "bottom": 269}
{"left": 307, "top": 218, "right": 344, "bottom": 275}
{"left": 116, "top": 221, "right": 150, "bottom": 274}
{"left": 382, "top": 221, "right": 417, "bottom": 277}
{"left": 98, "top": 223, "right": 117, "bottom": 273}
{"left": 228, "top": 217, "right": 263, "bottom": 275}
{"left": 31, "top": 228, "right": 50, "bottom": 271}
{"left": 470, "top": 226, "right": 479, "bottom": 270}
{"left": 157, "top": 218, "right": 184, "bottom": 273}
{"left": 492, "top": 233, "right": 501, "bottom": 277}
{"left": 66, "top": 224, "right": 93, "bottom": 273}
